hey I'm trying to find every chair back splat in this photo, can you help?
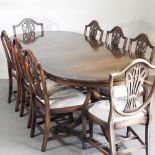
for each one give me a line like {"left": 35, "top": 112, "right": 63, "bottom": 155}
{"left": 109, "top": 59, "right": 155, "bottom": 117}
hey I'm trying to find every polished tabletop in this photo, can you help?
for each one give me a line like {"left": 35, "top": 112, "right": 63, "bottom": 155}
{"left": 18, "top": 31, "right": 134, "bottom": 87}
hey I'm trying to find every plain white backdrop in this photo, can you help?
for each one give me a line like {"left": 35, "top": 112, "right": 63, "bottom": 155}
{"left": 0, "top": 0, "right": 155, "bottom": 78}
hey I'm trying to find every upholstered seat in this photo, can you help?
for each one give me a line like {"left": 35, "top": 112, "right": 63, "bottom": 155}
{"left": 88, "top": 98, "right": 146, "bottom": 123}
{"left": 37, "top": 80, "right": 85, "bottom": 109}
{"left": 83, "top": 59, "right": 155, "bottom": 155}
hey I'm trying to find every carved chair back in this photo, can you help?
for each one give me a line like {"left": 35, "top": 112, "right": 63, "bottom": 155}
{"left": 109, "top": 59, "right": 155, "bottom": 121}
{"left": 105, "top": 26, "right": 127, "bottom": 50}
{"left": 24, "top": 49, "right": 50, "bottom": 109}
{"left": 1, "top": 30, "right": 16, "bottom": 71}
{"left": 13, "top": 18, "right": 44, "bottom": 42}
{"left": 84, "top": 20, "right": 103, "bottom": 42}
{"left": 128, "top": 33, "right": 154, "bottom": 63}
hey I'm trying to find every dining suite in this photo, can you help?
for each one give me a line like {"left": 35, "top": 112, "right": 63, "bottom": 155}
{"left": 1, "top": 18, "right": 155, "bottom": 155}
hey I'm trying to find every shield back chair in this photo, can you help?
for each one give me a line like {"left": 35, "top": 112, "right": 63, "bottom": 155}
{"left": 13, "top": 18, "right": 44, "bottom": 43}
{"left": 13, "top": 38, "right": 73, "bottom": 129}
{"left": 84, "top": 20, "right": 104, "bottom": 42}
{"left": 1, "top": 30, "right": 21, "bottom": 112}
{"left": 128, "top": 33, "right": 155, "bottom": 64}
{"left": 23, "top": 48, "right": 90, "bottom": 152}
{"left": 12, "top": 38, "right": 31, "bottom": 120}
{"left": 100, "top": 26, "right": 128, "bottom": 98}
{"left": 83, "top": 59, "right": 155, "bottom": 155}
{"left": 105, "top": 26, "right": 127, "bottom": 50}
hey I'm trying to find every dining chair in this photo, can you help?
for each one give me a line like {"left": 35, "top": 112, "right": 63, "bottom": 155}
{"left": 23, "top": 48, "right": 90, "bottom": 152}
{"left": 12, "top": 38, "right": 31, "bottom": 121}
{"left": 12, "top": 38, "right": 74, "bottom": 129}
{"left": 83, "top": 59, "right": 155, "bottom": 155}
{"left": 13, "top": 18, "right": 44, "bottom": 43}
{"left": 128, "top": 33, "right": 155, "bottom": 63}
{"left": 84, "top": 20, "right": 103, "bottom": 42}
{"left": 105, "top": 26, "right": 127, "bottom": 50}
{"left": 1, "top": 30, "right": 21, "bottom": 112}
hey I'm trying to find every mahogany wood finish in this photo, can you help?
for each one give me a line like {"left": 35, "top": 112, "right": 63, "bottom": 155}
{"left": 13, "top": 18, "right": 44, "bottom": 43}
{"left": 12, "top": 38, "right": 32, "bottom": 128}
{"left": 105, "top": 26, "right": 127, "bottom": 50}
{"left": 18, "top": 31, "right": 134, "bottom": 88}
{"left": 128, "top": 33, "right": 155, "bottom": 63}
{"left": 83, "top": 59, "right": 155, "bottom": 155}
{"left": 85, "top": 36, "right": 103, "bottom": 49}
{"left": 84, "top": 20, "right": 103, "bottom": 42}
{"left": 23, "top": 48, "right": 91, "bottom": 152}
{"left": 1, "top": 30, "right": 21, "bottom": 111}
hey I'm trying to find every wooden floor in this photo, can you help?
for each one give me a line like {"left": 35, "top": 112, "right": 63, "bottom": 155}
{"left": 0, "top": 79, "right": 155, "bottom": 155}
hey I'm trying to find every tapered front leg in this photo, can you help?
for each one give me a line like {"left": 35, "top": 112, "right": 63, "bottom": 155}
{"left": 20, "top": 84, "right": 25, "bottom": 117}
{"left": 15, "top": 77, "right": 21, "bottom": 112}
{"left": 82, "top": 111, "right": 87, "bottom": 149}
{"left": 30, "top": 100, "right": 37, "bottom": 138}
{"left": 41, "top": 111, "right": 50, "bottom": 152}
{"left": 8, "top": 71, "right": 13, "bottom": 103}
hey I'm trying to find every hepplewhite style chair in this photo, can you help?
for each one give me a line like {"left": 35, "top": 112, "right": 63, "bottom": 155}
{"left": 84, "top": 20, "right": 104, "bottom": 42}
{"left": 128, "top": 33, "right": 155, "bottom": 63}
{"left": 1, "top": 30, "right": 21, "bottom": 112}
{"left": 105, "top": 26, "right": 127, "bottom": 50}
{"left": 13, "top": 18, "right": 43, "bottom": 43}
{"left": 83, "top": 59, "right": 155, "bottom": 155}
{"left": 23, "top": 48, "right": 90, "bottom": 152}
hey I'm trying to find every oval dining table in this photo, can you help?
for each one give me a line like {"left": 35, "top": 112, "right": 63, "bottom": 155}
{"left": 17, "top": 31, "right": 135, "bottom": 88}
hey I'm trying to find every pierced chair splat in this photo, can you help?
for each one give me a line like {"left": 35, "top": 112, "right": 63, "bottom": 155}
{"left": 83, "top": 59, "right": 155, "bottom": 155}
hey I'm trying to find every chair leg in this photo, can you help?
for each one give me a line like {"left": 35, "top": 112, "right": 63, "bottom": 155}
{"left": 27, "top": 96, "right": 32, "bottom": 129}
{"left": 8, "top": 73, "right": 13, "bottom": 103}
{"left": 100, "top": 126, "right": 110, "bottom": 142}
{"left": 126, "top": 126, "right": 132, "bottom": 137}
{"left": 20, "top": 86, "right": 25, "bottom": 117}
{"left": 30, "top": 102, "right": 37, "bottom": 137}
{"left": 68, "top": 112, "right": 74, "bottom": 123}
{"left": 15, "top": 79, "right": 21, "bottom": 112}
{"left": 82, "top": 111, "right": 87, "bottom": 149}
{"left": 41, "top": 113, "right": 51, "bottom": 152}
{"left": 145, "top": 123, "right": 151, "bottom": 155}
{"left": 109, "top": 126, "right": 116, "bottom": 155}
{"left": 89, "top": 120, "right": 93, "bottom": 139}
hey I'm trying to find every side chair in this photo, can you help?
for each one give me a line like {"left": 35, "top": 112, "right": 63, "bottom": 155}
{"left": 23, "top": 48, "right": 90, "bottom": 152}
{"left": 12, "top": 38, "right": 31, "bottom": 122}
{"left": 83, "top": 58, "right": 155, "bottom": 155}
{"left": 105, "top": 26, "right": 127, "bottom": 50}
{"left": 128, "top": 33, "right": 155, "bottom": 63}
{"left": 13, "top": 18, "right": 43, "bottom": 43}
{"left": 1, "top": 30, "right": 21, "bottom": 112}
{"left": 84, "top": 20, "right": 103, "bottom": 42}
{"left": 12, "top": 39, "right": 76, "bottom": 129}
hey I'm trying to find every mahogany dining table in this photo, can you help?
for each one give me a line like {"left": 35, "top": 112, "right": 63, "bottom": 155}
{"left": 17, "top": 31, "right": 134, "bottom": 88}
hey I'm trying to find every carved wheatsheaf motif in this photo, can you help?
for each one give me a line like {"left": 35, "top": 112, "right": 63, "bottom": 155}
{"left": 124, "top": 64, "right": 149, "bottom": 112}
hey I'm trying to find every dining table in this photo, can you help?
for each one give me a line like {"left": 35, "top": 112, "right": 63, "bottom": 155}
{"left": 17, "top": 31, "right": 135, "bottom": 88}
